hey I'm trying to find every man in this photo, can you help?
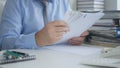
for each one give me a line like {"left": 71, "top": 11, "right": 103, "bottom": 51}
{"left": 0, "top": 0, "right": 89, "bottom": 50}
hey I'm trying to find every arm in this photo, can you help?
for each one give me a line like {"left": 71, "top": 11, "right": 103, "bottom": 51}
{"left": 35, "top": 0, "right": 71, "bottom": 46}
{"left": 0, "top": 0, "right": 38, "bottom": 50}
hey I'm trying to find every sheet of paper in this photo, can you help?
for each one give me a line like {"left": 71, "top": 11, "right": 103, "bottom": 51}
{"left": 42, "top": 44, "right": 103, "bottom": 56}
{"left": 56, "top": 11, "right": 104, "bottom": 44}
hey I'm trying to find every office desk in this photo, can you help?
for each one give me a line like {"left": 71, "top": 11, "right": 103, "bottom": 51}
{"left": 0, "top": 45, "right": 104, "bottom": 68}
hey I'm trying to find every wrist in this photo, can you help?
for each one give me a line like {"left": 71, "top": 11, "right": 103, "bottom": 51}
{"left": 35, "top": 32, "right": 46, "bottom": 46}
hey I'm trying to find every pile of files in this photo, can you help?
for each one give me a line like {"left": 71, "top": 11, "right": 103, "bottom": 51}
{"left": 87, "top": 30, "right": 120, "bottom": 47}
{"left": 77, "top": 0, "right": 104, "bottom": 11}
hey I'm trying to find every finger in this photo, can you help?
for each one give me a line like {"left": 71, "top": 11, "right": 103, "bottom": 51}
{"left": 68, "top": 38, "right": 82, "bottom": 43}
{"left": 53, "top": 20, "right": 68, "bottom": 27}
{"left": 70, "top": 37, "right": 85, "bottom": 41}
{"left": 55, "top": 35, "right": 63, "bottom": 41}
{"left": 80, "top": 31, "right": 89, "bottom": 37}
{"left": 55, "top": 32, "right": 65, "bottom": 37}
{"left": 69, "top": 40, "right": 83, "bottom": 45}
{"left": 72, "top": 42, "right": 83, "bottom": 45}
{"left": 55, "top": 27, "right": 70, "bottom": 32}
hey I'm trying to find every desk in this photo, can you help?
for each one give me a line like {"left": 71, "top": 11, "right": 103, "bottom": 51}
{"left": 0, "top": 45, "right": 104, "bottom": 68}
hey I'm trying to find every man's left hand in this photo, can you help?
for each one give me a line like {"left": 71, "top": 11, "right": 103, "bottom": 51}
{"left": 68, "top": 31, "right": 89, "bottom": 45}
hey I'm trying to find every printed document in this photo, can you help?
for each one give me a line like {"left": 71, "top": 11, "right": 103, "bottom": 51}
{"left": 56, "top": 11, "right": 104, "bottom": 44}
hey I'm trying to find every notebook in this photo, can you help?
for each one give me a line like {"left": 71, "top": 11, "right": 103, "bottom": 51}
{"left": 0, "top": 50, "right": 36, "bottom": 65}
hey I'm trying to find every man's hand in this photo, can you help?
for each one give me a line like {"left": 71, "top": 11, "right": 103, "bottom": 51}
{"left": 68, "top": 31, "right": 89, "bottom": 45}
{"left": 35, "top": 20, "right": 69, "bottom": 46}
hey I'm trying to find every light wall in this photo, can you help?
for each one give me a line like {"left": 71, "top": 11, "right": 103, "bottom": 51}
{"left": 104, "top": 0, "right": 117, "bottom": 10}
{"left": 117, "top": 0, "right": 120, "bottom": 10}
{"left": 104, "top": 0, "right": 120, "bottom": 11}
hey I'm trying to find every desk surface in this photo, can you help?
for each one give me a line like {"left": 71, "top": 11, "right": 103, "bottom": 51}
{"left": 0, "top": 45, "right": 104, "bottom": 68}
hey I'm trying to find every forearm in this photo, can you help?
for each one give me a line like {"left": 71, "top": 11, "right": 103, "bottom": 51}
{"left": 0, "top": 33, "right": 39, "bottom": 50}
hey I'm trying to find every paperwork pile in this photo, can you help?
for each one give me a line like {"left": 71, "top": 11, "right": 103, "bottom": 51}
{"left": 77, "top": 0, "right": 104, "bottom": 11}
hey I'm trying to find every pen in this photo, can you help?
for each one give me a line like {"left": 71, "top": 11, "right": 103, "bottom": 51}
{"left": 4, "top": 50, "right": 21, "bottom": 59}
{"left": 11, "top": 51, "right": 29, "bottom": 57}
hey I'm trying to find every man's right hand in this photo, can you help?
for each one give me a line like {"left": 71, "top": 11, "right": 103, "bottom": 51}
{"left": 35, "top": 20, "right": 69, "bottom": 46}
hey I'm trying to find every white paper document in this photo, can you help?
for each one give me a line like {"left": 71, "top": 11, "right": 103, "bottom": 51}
{"left": 56, "top": 11, "right": 104, "bottom": 44}
{"left": 43, "top": 44, "right": 103, "bottom": 56}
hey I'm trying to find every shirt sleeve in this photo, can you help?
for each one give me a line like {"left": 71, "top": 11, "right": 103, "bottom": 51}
{"left": 0, "top": 0, "right": 39, "bottom": 50}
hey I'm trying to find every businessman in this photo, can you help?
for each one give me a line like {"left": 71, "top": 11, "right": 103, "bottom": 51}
{"left": 0, "top": 0, "right": 89, "bottom": 50}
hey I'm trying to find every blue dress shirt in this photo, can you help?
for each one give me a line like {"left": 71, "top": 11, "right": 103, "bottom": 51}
{"left": 0, "top": 0, "right": 71, "bottom": 50}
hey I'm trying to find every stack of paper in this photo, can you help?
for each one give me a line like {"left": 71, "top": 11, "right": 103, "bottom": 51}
{"left": 77, "top": 0, "right": 104, "bottom": 11}
{"left": 56, "top": 11, "right": 104, "bottom": 44}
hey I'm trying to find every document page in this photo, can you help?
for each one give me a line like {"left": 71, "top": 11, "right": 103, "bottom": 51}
{"left": 43, "top": 44, "right": 103, "bottom": 56}
{"left": 56, "top": 11, "right": 104, "bottom": 44}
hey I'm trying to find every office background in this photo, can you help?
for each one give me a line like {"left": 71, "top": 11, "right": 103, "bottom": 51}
{"left": 69, "top": 0, "right": 120, "bottom": 11}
